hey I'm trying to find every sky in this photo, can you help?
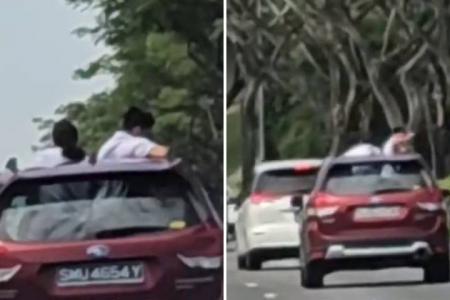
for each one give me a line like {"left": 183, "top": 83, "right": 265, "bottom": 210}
{"left": 0, "top": 0, "right": 112, "bottom": 168}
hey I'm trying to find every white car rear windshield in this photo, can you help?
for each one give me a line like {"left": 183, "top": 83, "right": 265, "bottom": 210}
{"left": 0, "top": 172, "right": 201, "bottom": 242}
{"left": 324, "top": 161, "right": 432, "bottom": 196}
{"left": 255, "top": 169, "right": 318, "bottom": 195}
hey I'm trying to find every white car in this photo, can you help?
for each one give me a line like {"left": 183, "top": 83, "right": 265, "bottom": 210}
{"left": 227, "top": 187, "right": 239, "bottom": 239}
{"left": 235, "top": 159, "right": 322, "bottom": 270}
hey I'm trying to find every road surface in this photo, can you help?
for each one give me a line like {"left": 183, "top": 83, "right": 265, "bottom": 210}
{"left": 227, "top": 244, "right": 450, "bottom": 300}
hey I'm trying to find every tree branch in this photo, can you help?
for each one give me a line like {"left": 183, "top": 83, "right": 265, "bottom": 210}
{"left": 381, "top": 8, "right": 397, "bottom": 58}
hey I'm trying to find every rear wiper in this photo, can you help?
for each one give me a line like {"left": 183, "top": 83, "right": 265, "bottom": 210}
{"left": 95, "top": 227, "right": 167, "bottom": 239}
{"left": 372, "top": 188, "right": 413, "bottom": 195}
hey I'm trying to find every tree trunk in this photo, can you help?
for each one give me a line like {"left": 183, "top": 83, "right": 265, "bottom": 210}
{"left": 239, "top": 80, "right": 260, "bottom": 198}
{"left": 420, "top": 86, "right": 437, "bottom": 176}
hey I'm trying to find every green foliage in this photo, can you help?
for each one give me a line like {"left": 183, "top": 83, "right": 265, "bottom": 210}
{"left": 439, "top": 177, "right": 450, "bottom": 191}
{"left": 273, "top": 105, "right": 329, "bottom": 159}
{"left": 229, "top": 0, "right": 450, "bottom": 193}
{"left": 35, "top": 0, "right": 223, "bottom": 195}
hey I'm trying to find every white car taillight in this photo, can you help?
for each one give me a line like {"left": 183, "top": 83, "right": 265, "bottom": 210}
{"left": 177, "top": 255, "right": 222, "bottom": 269}
{"left": 307, "top": 206, "right": 339, "bottom": 218}
{"left": 0, "top": 265, "right": 21, "bottom": 283}
{"left": 417, "top": 202, "right": 446, "bottom": 212}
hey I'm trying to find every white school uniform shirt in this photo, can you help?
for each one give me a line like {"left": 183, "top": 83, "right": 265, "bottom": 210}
{"left": 382, "top": 139, "right": 395, "bottom": 156}
{"left": 342, "top": 143, "right": 382, "bottom": 157}
{"left": 31, "top": 147, "right": 88, "bottom": 168}
{"left": 32, "top": 147, "right": 71, "bottom": 168}
{"left": 96, "top": 131, "right": 158, "bottom": 161}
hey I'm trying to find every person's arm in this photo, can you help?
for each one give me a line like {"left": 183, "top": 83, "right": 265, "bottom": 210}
{"left": 147, "top": 145, "right": 169, "bottom": 159}
{"left": 133, "top": 138, "right": 170, "bottom": 160}
{"left": 382, "top": 137, "right": 395, "bottom": 155}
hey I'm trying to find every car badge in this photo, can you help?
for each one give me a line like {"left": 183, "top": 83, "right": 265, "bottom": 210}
{"left": 87, "top": 245, "right": 110, "bottom": 259}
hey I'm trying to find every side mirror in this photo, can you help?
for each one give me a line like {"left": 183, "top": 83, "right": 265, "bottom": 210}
{"left": 291, "top": 195, "right": 304, "bottom": 210}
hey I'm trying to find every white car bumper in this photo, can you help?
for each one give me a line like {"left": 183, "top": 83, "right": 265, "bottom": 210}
{"left": 246, "top": 223, "right": 300, "bottom": 251}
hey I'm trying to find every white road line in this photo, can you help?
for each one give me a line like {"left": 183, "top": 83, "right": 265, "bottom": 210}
{"left": 245, "top": 282, "right": 259, "bottom": 288}
{"left": 263, "top": 292, "right": 278, "bottom": 299}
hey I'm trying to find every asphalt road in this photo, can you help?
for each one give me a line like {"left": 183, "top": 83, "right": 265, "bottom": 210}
{"left": 227, "top": 244, "right": 450, "bottom": 300}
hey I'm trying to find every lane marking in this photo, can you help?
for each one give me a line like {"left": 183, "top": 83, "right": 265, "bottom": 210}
{"left": 263, "top": 293, "right": 278, "bottom": 299}
{"left": 244, "top": 282, "right": 259, "bottom": 288}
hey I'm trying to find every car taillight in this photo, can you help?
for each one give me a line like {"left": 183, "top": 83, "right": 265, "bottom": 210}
{"left": 417, "top": 202, "right": 446, "bottom": 212}
{"left": 250, "top": 193, "right": 277, "bottom": 204}
{"left": 0, "top": 265, "right": 21, "bottom": 282}
{"left": 177, "top": 255, "right": 222, "bottom": 269}
{"left": 307, "top": 206, "right": 339, "bottom": 218}
{"left": 294, "top": 163, "right": 316, "bottom": 172}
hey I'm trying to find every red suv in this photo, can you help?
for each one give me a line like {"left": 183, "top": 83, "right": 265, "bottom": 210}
{"left": 0, "top": 160, "right": 222, "bottom": 299}
{"left": 298, "top": 154, "right": 449, "bottom": 288}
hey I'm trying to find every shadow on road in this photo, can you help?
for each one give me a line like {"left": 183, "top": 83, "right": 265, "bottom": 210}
{"left": 322, "top": 280, "right": 424, "bottom": 289}
{"left": 261, "top": 266, "right": 300, "bottom": 271}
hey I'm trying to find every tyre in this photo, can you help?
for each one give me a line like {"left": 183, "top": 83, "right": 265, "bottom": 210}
{"left": 237, "top": 254, "right": 247, "bottom": 270}
{"left": 227, "top": 224, "right": 235, "bottom": 241}
{"left": 246, "top": 253, "right": 262, "bottom": 271}
{"left": 301, "top": 261, "right": 324, "bottom": 288}
{"left": 424, "top": 254, "right": 450, "bottom": 283}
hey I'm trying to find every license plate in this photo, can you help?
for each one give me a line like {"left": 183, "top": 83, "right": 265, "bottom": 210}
{"left": 354, "top": 206, "right": 403, "bottom": 221}
{"left": 56, "top": 262, "right": 145, "bottom": 287}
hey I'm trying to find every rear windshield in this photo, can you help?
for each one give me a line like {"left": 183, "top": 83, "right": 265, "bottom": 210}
{"left": 254, "top": 169, "right": 318, "bottom": 195}
{"left": 0, "top": 172, "right": 201, "bottom": 243}
{"left": 323, "top": 160, "right": 432, "bottom": 196}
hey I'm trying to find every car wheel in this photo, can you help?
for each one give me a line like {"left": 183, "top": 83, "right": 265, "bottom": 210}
{"left": 246, "top": 254, "right": 262, "bottom": 271}
{"left": 227, "top": 225, "right": 235, "bottom": 241}
{"left": 424, "top": 255, "right": 450, "bottom": 283}
{"left": 301, "top": 261, "right": 324, "bottom": 288}
{"left": 237, "top": 254, "right": 247, "bottom": 270}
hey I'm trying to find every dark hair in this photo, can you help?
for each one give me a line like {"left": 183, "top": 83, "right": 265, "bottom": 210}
{"left": 52, "top": 119, "right": 86, "bottom": 162}
{"left": 89, "top": 153, "right": 97, "bottom": 165}
{"left": 122, "top": 106, "right": 155, "bottom": 131}
{"left": 392, "top": 126, "right": 406, "bottom": 134}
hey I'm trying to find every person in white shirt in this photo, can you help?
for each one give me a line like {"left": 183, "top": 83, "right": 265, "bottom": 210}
{"left": 341, "top": 135, "right": 382, "bottom": 157}
{"left": 382, "top": 127, "right": 414, "bottom": 155}
{"left": 32, "top": 119, "right": 86, "bottom": 168}
{"left": 342, "top": 143, "right": 382, "bottom": 157}
{"left": 97, "top": 106, "right": 169, "bottom": 161}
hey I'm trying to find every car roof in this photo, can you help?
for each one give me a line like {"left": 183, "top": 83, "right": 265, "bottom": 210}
{"left": 254, "top": 159, "right": 322, "bottom": 175}
{"left": 313, "top": 154, "right": 433, "bottom": 191}
{"left": 327, "top": 154, "right": 423, "bottom": 165}
{"left": 13, "top": 159, "right": 181, "bottom": 180}
{"left": 0, "top": 172, "right": 13, "bottom": 183}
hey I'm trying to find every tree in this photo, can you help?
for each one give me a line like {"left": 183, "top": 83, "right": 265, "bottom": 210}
{"left": 229, "top": 0, "right": 450, "bottom": 194}
{"left": 35, "top": 0, "right": 223, "bottom": 199}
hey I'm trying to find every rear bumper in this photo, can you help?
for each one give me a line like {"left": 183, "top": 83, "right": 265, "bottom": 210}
{"left": 304, "top": 240, "right": 448, "bottom": 273}
{"left": 325, "top": 241, "right": 432, "bottom": 260}
{"left": 310, "top": 253, "right": 439, "bottom": 272}
{"left": 2, "top": 272, "right": 222, "bottom": 300}
{"left": 314, "top": 241, "right": 438, "bottom": 272}
{"left": 247, "top": 224, "right": 300, "bottom": 252}
{"left": 303, "top": 217, "right": 449, "bottom": 265}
